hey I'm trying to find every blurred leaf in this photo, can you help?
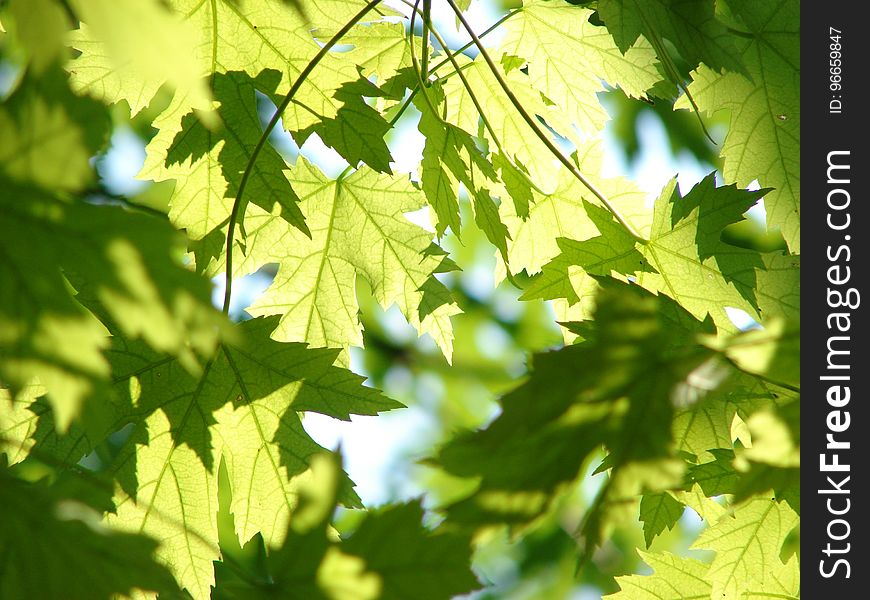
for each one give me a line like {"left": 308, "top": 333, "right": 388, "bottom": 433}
{"left": 0, "top": 65, "right": 109, "bottom": 191}
{"left": 5, "top": 0, "right": 70, "bottom": 73}
{"left": 437, "top": 280, "right": 714, "bottom": 545}
{"left": 0, "top": 465, "right": 178, "bottom": 599}
{"left": 68, "top": 0, "right": 212, "bottom": 117}
{"left": 215, "top": 451, "right": 480, "bottom": 599}
{"left": 0, "top": 179, "right": 222, "bottom": 429}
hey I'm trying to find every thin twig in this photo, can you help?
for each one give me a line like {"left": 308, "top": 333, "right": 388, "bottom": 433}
{"left": 387, "top": 6, "right": 519, "bottom": 127}
{"left": 409, "top": 0, "right": 441, "bottom": 119}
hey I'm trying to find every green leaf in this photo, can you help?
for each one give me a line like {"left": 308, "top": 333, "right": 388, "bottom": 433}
{"left": 610, "top": 549, "right": 800, "bottom": 600}
{"left": 521, "top": 200, "right": 651, "bottom": 310}
{"left": 106, "top": 317, "right": 395, "bottom": 598}
{"left": 635, "top": 175, "right": 772, "bottom": 330}
{"left": 437, "top": 281, "right": 712, "bottom": 535}
{"left": 733, "top": 402, "right": 800, "bottom": 514}
{"left": 437, "top": 57, "right": 579, "bottom": 187}
{"left": 676, "top": 0, "right": 800, "bottom": 252}
{"left": 340, "top": 502, "right": 482, "bottom": 599}
{"left": 68, "top": 0, "right": 212, "bottom": 118}
{"left": 503, "top": 140, "right": 651, "bottom": 284}
{"left": 231, "top": 159, "right": 460, "bottom": 362}
{"left": 313, "top": 20, "right": 414, "bottom": 89}
{"left": 609, "top": 551, "right": 712, "bottom": 600}
{"left": 214, "top": 452, "right": 480, "bottom": 599}
{"left": 598, "top": 0, "right": 744, "bottom": 73}
{"left": 5, "top": 0, "right": 71, "bottom": 73}
{"left": 688, "top": 449, "right": 741, "bottom": 496}
{"left": 0, "top": 66, "right": 109, "bottom": 191}
{"left": 0, "top": 382, "right": 46, "bottom": 464}
{"left": 525, "top": 172, "right": 789, "bottom": 338}
{"left": 309, "top": 78, "right": 395, "bottom": 174}
{"left": 671, "top": 368, "right": 782, "bottom": 462}
{"left": 417, "top": 99, "right": 465, "bottom": 238}
{"left": 671, "top": 485, "right": 727, "bottom": 524}
{"left": 141, "top": 70, "right": 308, "bottom": 246}
{"left": 743, "top": 556, "right": 800, "bottom": 599}
{"left": 415, "top": 83, "right": 509, "bottom": 259}
{"left": 68, "top": 0, "right": 374, "bottom": 124}
{"left": 639, "top": 492, "right": 683, "bottom": 547}
{"left": 0, "top": 180, "right": 222, "bottom": 430}
{"left": 491, "top": 152, "right": 533, "bottom": 219}
{"left": 756, "top": 253, "right": 800, "bottom": 322}
{"left": 692, "top": 497, "right": 799, "bottom": 599}
{"left": 0, "top": 466, "right": 178, "bottom": 599}
{"left": 501, "top": 0, "right": 665, "bottom": 134}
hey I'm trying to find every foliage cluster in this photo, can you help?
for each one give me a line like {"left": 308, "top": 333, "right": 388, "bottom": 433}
{"left": 0, "top": 0, "right": 799, "bottom": 598}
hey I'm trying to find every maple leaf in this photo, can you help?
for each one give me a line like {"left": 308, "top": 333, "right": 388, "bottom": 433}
{"left": 98, "top": 317, "right": 396, "bottom": 598}
{"left": 231, "top": 159, "right": 459, "bottom": 362}
{"left": 676, "top": 0, "right": 800, "bottom": 252}
{"left": 437, "top": 57, "right": 581, "bottom": 189}
{"left": 416, "top": 83, "right": 510, "bottom": 258}
{"left": 693, "top": 497, "right": 799, "bottom": 599}
{"left": 608, "top": 551, "right": 712, "bottom": 600}
{"left": 501, "top": 0, "right": 665, "bottom": 135}
{"left": 609, "top": 549, "right": 800, "bottom": 600}
{"left": 598, "top": 0, "right": 744, "bottom": 73}
{"left": 141, "top": 70, "right": 308, "bottom": 246}
{"left": 0, "top": 179, "right": 223, "bottom": 430}
{"left": 502, "top": 140, "right": 651, "bottom": 284}
{"left": 0, "top": 466, "right": 179, "bottom": 599}
{"left": 304, "top": 78, "right": 396, "bottom": 174}
{"left": 213, "top": 452, "right": 480, "bottom": 599}
{"left": 634, "top": 175, "right": 771, "bottom": 330}
{"left": 530, "top": 174, "right": 798, "bottom": 334}
{"left": 639, "top": 492, "right": 683, "bottom": 547}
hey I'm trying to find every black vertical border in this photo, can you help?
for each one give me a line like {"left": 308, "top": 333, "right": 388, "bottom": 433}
{"left": 802, "top": 3, "right": 869, "bottom": 595}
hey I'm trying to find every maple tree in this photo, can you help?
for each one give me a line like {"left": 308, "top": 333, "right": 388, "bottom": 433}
{"left": 0, "top": 0, "right": 799, "bottom": 598}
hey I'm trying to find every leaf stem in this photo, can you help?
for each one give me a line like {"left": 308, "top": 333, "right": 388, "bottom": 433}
{"left": 387, "top": 5, "right": 519, "bottom": 128}
{"left": 421, "top": 0, "right": 431, "bottom": 81}
{"left": 640, "top": 19, "right": 715, "bottom": 145}
{"left": 388, "top": 89, "right": 419, "bottom": 126}
{"left": 442, "top": 0, "right": 647, "bottom": 243}
{"left": 222, "top": 0, "right": 384, "bottom": 314}
{"left": 420, "top": 5, "right": 509, "bottom": 161}
{"left": 405, "top": 0, "right": 516, "bottom": 169}
{"left": 409, "top": 0, "right": 441, "bottom": 119}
